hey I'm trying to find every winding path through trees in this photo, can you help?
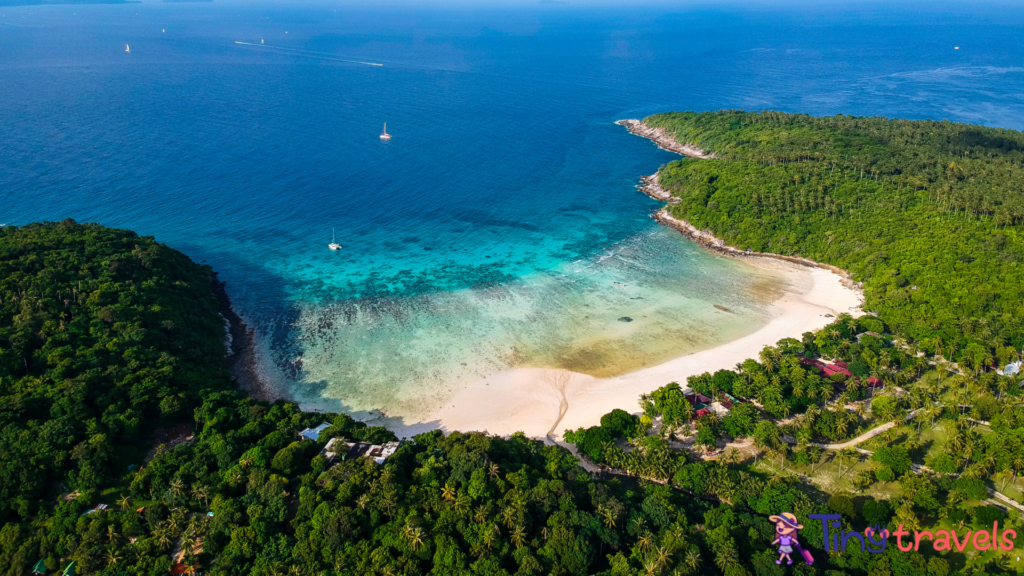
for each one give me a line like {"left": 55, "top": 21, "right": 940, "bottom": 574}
{"left": 782, "top": 408, "right": 923, "bottom": 450}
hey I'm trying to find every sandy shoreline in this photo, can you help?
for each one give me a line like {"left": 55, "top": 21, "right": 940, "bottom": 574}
{"left": 220, "top": 116, "right": 865, "bottom": 444}
{"left": 389, "top": 120, "right": 864, "bottom": 441}
{"left": 391, "top": 256, "right": 862, "bottom": 440}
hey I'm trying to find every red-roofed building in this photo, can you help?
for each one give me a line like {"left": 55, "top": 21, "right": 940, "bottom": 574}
{"left": 800, "top": 357, "right": 826, "bottom": 369}
{"left": 866, "top": 376, "right": 883, "bottom": 387}
{"left": 822, "top": 364, "right": 853, "bottom": 378}
{"left": 695, "top": 408, "right": 712, "bottom": 418}
{"left": 685, "top": 393, "right": 712, "bottom": 406}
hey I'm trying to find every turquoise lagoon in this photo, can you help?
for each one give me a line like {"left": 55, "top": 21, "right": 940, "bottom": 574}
{"left": 2, "top": 2, "right": 1022, "bottom": 421}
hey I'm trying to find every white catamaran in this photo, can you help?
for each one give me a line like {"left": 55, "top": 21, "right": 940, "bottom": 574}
{"left": 328, "top": 227, "right": 342, "bottom": 251}
{"left": 379, "top": 123, "right": 391, "bottom": 140}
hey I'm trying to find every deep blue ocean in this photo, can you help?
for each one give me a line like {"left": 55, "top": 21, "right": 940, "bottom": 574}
{"left": 3, "top": 0, "right": 1023, "bottom": 418}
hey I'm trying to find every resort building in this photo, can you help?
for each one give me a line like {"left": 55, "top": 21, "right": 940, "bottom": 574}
{"left": 709, "top": 402, "right": 732, "bottom": 416}
{"left": 322, "top": 438, "right": 401, "bottom": 465}
{"left": 997, "top": 360, "right": 1021, "bottom": 376}
{"left": 684, "top": 393, "right": 711, "bottom": 406}
{"left": 298, "top": 423, "right": 332, "bottom": 442}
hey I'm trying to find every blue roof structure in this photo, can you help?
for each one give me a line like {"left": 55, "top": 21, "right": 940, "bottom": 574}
{"left": 299, "top": 422, "right": 331, "bottom": 441}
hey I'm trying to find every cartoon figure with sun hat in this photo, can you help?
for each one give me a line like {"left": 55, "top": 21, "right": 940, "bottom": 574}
{"left": 769, "top": 512, "right": 812, "bottom": 566}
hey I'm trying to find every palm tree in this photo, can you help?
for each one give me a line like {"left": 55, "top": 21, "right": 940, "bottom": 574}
{"left": 106, "top": 548, "right": 122, "bottom": 566}
{"left": 441, "top": 482, "right": 456, "bottom": 501}
{"left": 155, "top": 530, "right": 171, "bottom": 551}
{"left": 637, "top": 532, "right": 654, "bottom": 553}
{"left": 107, "top": 525, "right": 119, "bottom": 545}
{"left": 191, "top": 484, "right": 209, "bottom": 508}
{"left": 630, "top": 512, "right": 647, "bottom": 532}
{"left": 473, "top": 505, "right": 488, "bottom": 524}
{"left": 501, "top": 507, "right": 517, "bottom": 529}
{"left": 181, "top": 534, "right": 196, "bottom": 556}
{"left": 117, "top": 494, "right": 131, "bottom": 512}
{"left": 1013, "top": 454, "right": 1024, "bottom": 487}
{"left": 685, "top": 549, "right": 700, "bottom": 571}
{"left": 169, "top": 477, "right": 185, "bottom": 500}
{"left": 836, "top": 418, "right": 849, "bottom": 439}
{"left": 713, "top": 543, "right": 738, "bottom": 571}
{"left": 837, "top": 448, "right": 856, "bottom": 478}
{"left": 655, "top": 546, "right": 672, "bottom": 571}
{"left": 404, "top": 526, "right": 425, "bottom": 551}
{"left": 510, "top": 525, "right": 526, "bottom": 549}
{"left": 598, "top": 505, "right": 616, "bottom": 528}
{"left": 489, "top": 463, "right": 500, "bottom": 480}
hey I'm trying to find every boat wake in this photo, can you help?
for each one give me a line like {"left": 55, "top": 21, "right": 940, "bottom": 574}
{"left": 233, "top": 41, "right": 384, "bottom": 67}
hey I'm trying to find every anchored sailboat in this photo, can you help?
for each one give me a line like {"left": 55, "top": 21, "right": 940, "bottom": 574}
{"left": 379, "top": 123, "right": 391, "bottom": 140}
{"left": 126, "top": 44, "right": 130, "bottom": 52}
{"left": 328, "top": 227, "right": 342, "bottom": 251}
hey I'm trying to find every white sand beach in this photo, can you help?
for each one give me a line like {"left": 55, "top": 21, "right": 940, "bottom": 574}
{"left": 391, "top": 257, "right": 863, "bottom": 441}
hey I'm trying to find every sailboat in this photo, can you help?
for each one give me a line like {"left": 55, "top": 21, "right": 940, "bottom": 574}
{"left": 379, "top": 123, "right": 391, "bottom": 140}
{"left": 328, "top": 227, "right": 342, "bottom": 251}
{"left": 125, "top": 44, "right": 130, "bottom": 52}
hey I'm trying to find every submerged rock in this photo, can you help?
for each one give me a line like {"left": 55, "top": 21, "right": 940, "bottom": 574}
{"left": 618, "top": 317, "right": 633, "bottom": 322}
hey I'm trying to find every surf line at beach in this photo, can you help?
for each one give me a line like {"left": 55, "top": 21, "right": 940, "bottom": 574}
{"left": 391, "top": 244, "right": 863, "bottom": 442}
{"left": 389, "top": 120, "right": 865, "bottom": 443}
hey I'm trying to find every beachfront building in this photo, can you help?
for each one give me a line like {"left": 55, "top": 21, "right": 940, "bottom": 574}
{"left": 298, "top": 422, "right": 332, "bottom": 442}
{"left": 709, "top": 401, "right": 732, "bottom": 416}
{"left": 322, "top": 438, "right": 402, "bottom": 465}
{"left": 997, "top": 360, "right": 1022, "bottom": 376}
{"left": 801, "top": 356, "right": 883, "bottom": 392}
{"left": 856, "top": 331, "right": 885, "bottom": 342}
{"left": 684, "top": 393, "right": 711, "bottom": 406}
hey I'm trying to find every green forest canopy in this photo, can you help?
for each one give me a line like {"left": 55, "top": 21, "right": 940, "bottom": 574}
{"left": 5, "top": 110, "right": 1024, "bottom": 575}
{"left": 646, "top": 110, "right": 1024, "bottom": 355}
{"left": 0, "top": 221, "right": 231, "bottom": 520}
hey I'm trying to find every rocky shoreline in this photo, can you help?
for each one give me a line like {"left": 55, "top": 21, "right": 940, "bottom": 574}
{"left": 616, "top": 119, "right": 717, "bottom": 159}
{"left": 652, "top": 209, "right": 863, "bottom": 293}
{"left": 636, "top": 173, "right": 680, "bottom": 203}
{"left": 209, "top": 273, "right": 277, "bottom": 401}
{"left": 617, "top": 117, "right": 862, "bottom": 295}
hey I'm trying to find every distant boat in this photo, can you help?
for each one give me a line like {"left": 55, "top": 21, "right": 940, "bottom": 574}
{"left": 380, "top": 123, "right": 391, "bottom": 140}
{"left": 613, "top": 282, "right": 626, "bottom": 287}
{"left": 328, "top": 227, "right": 342, "bottom": 251}
{"left": 125, "top": 44, "right": 130, "bottom": 52}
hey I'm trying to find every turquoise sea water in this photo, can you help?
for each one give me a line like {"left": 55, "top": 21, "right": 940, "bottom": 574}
{"left": 3, "top": 1, "right": 1023, "bottom": 419}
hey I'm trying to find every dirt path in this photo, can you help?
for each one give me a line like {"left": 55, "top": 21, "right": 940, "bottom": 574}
{"left": 783, "top": 408, "right": 924, "bottom": 450}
